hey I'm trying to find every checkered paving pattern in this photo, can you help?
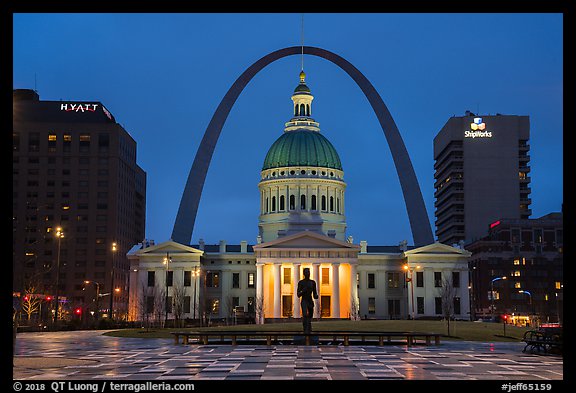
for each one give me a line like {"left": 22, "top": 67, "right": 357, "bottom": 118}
{"left": 13, "top": 331, "right": 563, "bottom": 380}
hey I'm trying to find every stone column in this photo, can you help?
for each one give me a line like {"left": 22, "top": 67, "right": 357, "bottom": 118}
{"left": 273, "top": 263, "right": 281, "bottom": 319}
{"left": 292, "top": 263, "right": 301, "bottom": 318}
{"left": 256, "top": 263, "right": 264, "bottom": 323}
{"left": 350, "top": 263, "right": 359, "bottom": 320}
{"left": 332, "top": 263, "right": 340, "bottom": 319}
{"left": 312, "top": 263, "right": 321, "bottom": 318}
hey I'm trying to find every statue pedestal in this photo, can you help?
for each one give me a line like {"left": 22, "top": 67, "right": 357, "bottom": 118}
{"left": 293, "top": 335, "right": 319, "bottom": 345}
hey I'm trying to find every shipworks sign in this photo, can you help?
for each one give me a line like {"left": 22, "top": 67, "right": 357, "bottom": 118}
{"left": 465, "top": 117, "right": 492, "bottom": 138}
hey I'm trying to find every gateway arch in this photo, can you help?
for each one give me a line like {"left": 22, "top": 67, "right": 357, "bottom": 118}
{"left": 172, "top": 46, "right": 434, "bottom": 246}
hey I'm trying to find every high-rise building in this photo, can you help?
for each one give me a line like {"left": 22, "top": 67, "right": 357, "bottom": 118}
{"left": 434, "top": 111, "right": 531, "bottom": 245}
{"left": 13, "top": 89, "right": 146, "bottom": 322}
{"left": 465, "top": 212, "right": 563, "bottom": 325}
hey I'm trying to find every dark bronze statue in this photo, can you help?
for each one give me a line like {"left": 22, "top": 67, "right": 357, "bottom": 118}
{"left": 297, "top": 267, "right": 318, "bottom": 334}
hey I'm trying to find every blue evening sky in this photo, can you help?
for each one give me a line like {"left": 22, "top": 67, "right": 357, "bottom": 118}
{"left": 12, "top": 13, "right": 563, "bottom": 247}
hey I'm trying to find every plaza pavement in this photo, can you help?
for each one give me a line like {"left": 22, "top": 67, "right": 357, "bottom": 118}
{"left": 13, "top": 330, "right": 563, "bottom": 381}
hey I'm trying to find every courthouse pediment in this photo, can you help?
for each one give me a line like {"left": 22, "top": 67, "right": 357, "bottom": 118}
{"left": 253, "top": 230, "right": 360, "bottom": 250}
{"left": 128, "top": 240, "right": 204, "bottom": 258}
{"left": 403, "top": 241, "right": 471, "bottom": 257}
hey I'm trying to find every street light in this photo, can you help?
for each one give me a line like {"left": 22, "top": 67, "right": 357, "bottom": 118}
{"left": 192, "top": 267, "right": 200, "bottom": 323}
{"left": 163, "top": 252, "right": 171, "bottom": 326}
{"left": 109, "top": 242, "right": 117, "bottom": 320}
{"left": 53, "top": 227, "right": 64, "bottom": 326}
{"left": 490, "top": 276, "right": 507, "bottom": 321}
{"left": 519, "top": 290, "right": 533, "bottom": 326}
{"left": 84, "top": 280, "right": 102, "bottom": 320}
{"left": 403, "top": 264, "right": 420, "bottom": 320}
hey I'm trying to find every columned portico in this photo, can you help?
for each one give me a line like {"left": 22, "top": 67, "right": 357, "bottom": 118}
{"left": 252, "top": 231, "right": 360, "bottom": 323}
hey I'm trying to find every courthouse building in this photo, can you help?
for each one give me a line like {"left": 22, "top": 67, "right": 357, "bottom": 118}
{"left": 128, "top": 72, "right": 471, "bottom": 323}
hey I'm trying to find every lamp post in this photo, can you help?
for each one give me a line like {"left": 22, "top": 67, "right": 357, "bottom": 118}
{"left": 403, "top": 264, "right": 420, "bottom": 320}
{"left": 109, "top": 242, "right": 117, "bottom": 320}
{"left": 192, "top": 267, "right": 200, "bottom": 323}
{"left": 490, "top": 276, "right": 507, "bottom": 321}
{"left": 163, "top": 252, "right": 171, "bottom": 326}
{"left": 53, "top": 227, "right": 64, "bottom": 327}
{"left": 84, "top": 280, "right": 101, "bottom": 320}
{"left": 518, "top": 290, "right": 533, "bottom": 326}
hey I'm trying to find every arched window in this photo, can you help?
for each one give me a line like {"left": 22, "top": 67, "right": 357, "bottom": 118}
{"left": 321, "top": 195, "right": 326, "bottom": 211}
{"left": 311, "top": 195, "right": 317, "bottom": 210}
{"left": 337, "top": 198, "right": 340, "bottom": 213}
{"left": 306, "top": 104, "right": 310, "bottom": 116}
{"left": 289, "top": 195, "right": 295, "bottom": 210}
{"left": 330, "top": 196, "right": 334, "bottom": 212}
{"left": 266, "top": 197, "right": 269, "bottom": 213}
{"left": 280, "top": 195, "right": 285, "bottom": 211}
{"left": 300, "top": 104, "right": 305, "bottom": 116}
{"left": 294, "top": 105, "right": 298, "bottom": 116}
{"left": 300, "top": 194, "right": 306, "bottom": 210}
{"left": 272, "top": 196, "right": 276, "bottom": 212}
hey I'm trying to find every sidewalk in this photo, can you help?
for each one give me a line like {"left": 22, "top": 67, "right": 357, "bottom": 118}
{"left": 13, "top": 330, "right": 563, "bottom": 380}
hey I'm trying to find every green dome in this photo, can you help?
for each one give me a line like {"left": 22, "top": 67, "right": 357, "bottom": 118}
{"left": 263, "top": 130, "right": 342, "bottom": 170}
{"left": 294, "top": 83, "right": 311, "bottom": 93}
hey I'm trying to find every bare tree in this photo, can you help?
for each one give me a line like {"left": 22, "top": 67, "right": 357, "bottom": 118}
{"left": 153, "top": 279, "right": 166, "bottom": 328}
{"left": 254, "top": 295, "right": 266, "bottom": 325}
{"left": 172, "top": 281, "right": 188, "bottom": 328}
{"left": 139, "top": 283, "right": 155, "bottom": 330}
{"left": 349, "top": 296, "right": 360, "bottom": 321}
{"left": 21, "top": 286, "right": 42, "bottom": 321}
{"left": 439, "top": 276, "right": 457, "bottom": 336}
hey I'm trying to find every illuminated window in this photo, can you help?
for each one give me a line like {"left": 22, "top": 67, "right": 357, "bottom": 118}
{"left": 555, "top": 282, "right": 562, "bottom": 290}
{"left": 515, "top": 282, "right": 522, "bottom": 289}
{"left": 513, "top": 259, "right": 520, "bottom": 265}
{"left": 322, "top": 268, "right": 330, "bottom": 285}
{"left": 283, "top": 268, "right": 291, "bottom": 285}
{"left": 519, "top": 172, "right": 527, "bottom": 180}
{"left": 388, "top": 272, "right": 400, "bottom": 288}
{"left": 513, "top": 271, "right": 521, "bottom": 277}
{"left": 48, "top": 134, "right": 57, "bottom": 141}
{"left": 247, "top": 273, "right": 255, "bottom": 288}
{"left": 368, "top": 297, "right": 376, "bottom": 314}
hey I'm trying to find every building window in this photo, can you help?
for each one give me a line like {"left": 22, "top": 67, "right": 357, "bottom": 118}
{"left": 329, "top": 196, "right": 334, "bottom": 212}
{"left": 184, "top": 296, "right": 191, "bottom": 313}
{"left": 282, "top": 295, "right": 293, "bottom": 317}
{"left": 368, "top": 298, "right": 376, "bottom": 314}
{"left": 208, "top": 299, "right": 220, "bottom": 315}
{"left": 452, "top": 271, "right": 460, "bottom": 288}
{"left": 321, "top": 296, "right": 331, "bottom": 317}
{"left": 248, "top": 273, "right": 255, "bottom": 288}
{"left": 301, "top": 194, "right": 306, "bottom": 210}
{"left": 513, "top": 259, "right": 520, "bottom": 265}
{"left": 166, "top": 271, "right": 173, "bottom": 287}
{"left": 311, "top": 195, "right": 317, "bottom": 210}
{"left": 434, "top": 272, "right": 442, "bottom": 287}
{"left": 513, "top": 271, "right": 521, "bottom": 277}
{"left": 184, "top": 271, "right": 192, "bottom": 286}
{"left": 283, "top": 268, "right": 291, "bottom": 285}
{"left": 271, "top": 196, "right": 276, "bottom": 212}
{"left": 280, "top": 195, "right": 285, "bottom": 211}
{"left": 435, "top": 297, "right": 442, "bottom": 315}
{"left": 453, "top": 297, "right": 461, "bottom": 315}
{"left": 232, "top": 273, "right": 240, "bottom": 288}
{"left": 388, "top": 299, "right": 400, "bottom": 318}
{"left": 515, "top": 282, "right": 522, "bottom": 289}
{"left": 321, "top": 195, "right": 326, "bottom": 211}
{"left": 289, "top": 195, "right": 295, "bottom": 210}
{"left": 147, "top": 271, "right": 155, "bottom": 287}
{"left": 416, "top": 271, "right": 424, "bottom": 288}
{"left": 206, "top": 272, "right": 220, "bottom": 288}
{"left": 166, "top": 296, "right": 173, "bottom": 313}
{"left": 146, "top": 296, "right": 154, "bottom": 313}
{"left": 322, "top": 268, "right": 330, "bottom": 285}
{"left": 388, "top": 272, "right": 400, "bottom": 288}
{"left": 368, "top": 273, "right": 375, "bottom": 289}
{"left": 417, "top": 297, "right": 424, "bottom": 314}
{"left": 555, "top": 281, "right": 562, "bottom": 290}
